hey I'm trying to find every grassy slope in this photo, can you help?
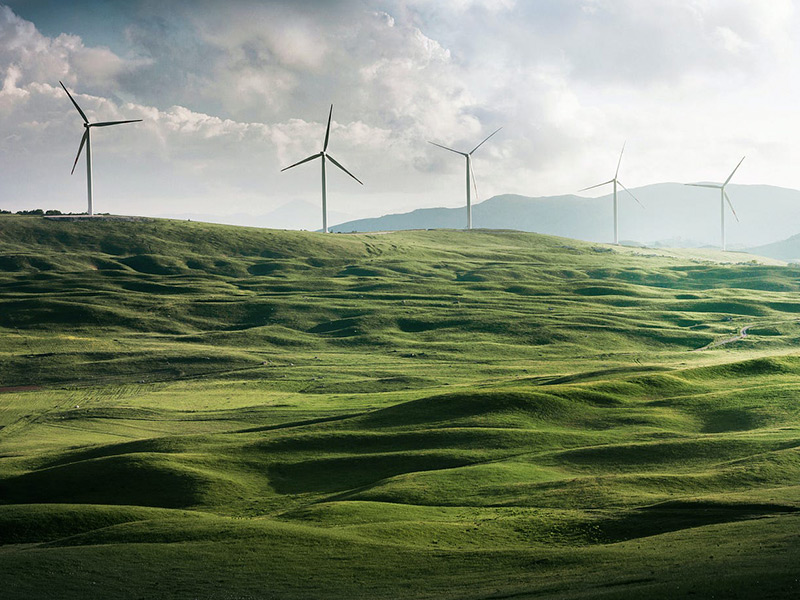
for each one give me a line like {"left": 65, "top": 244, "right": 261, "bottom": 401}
{"left": 1, "top": 215, "right": 800, "bottom": 598}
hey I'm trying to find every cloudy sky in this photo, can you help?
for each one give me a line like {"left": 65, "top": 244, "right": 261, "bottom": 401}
{"left": 1, "top": 0, "right": 799, "bottom": 228}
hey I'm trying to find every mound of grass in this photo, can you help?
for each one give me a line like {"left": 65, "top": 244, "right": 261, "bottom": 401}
{"left": 357, "top": 390, "right": 580, "bottom": 429}
{"left": 0, "top": 504, "right": 191, "bottom": 544}
{"left": 0, "top": 453, "right": 242, "bottom": 508}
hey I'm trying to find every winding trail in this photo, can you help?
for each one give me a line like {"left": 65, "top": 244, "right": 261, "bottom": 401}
{"left": 696, "top": 325, "right": 752, "bottom": 351}
{"left": 713, "top": 325, "right": 751, "bottom": 348}
{"left": 695, "top": 318, "right": 800, "bottom": 351}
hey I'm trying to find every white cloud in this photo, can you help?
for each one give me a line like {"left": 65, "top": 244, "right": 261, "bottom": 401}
{"left": 1, "top": 0, "right": 800, "bottom": 236}
{"left": 0, "top": 5, "right": 147, "bottom": 95}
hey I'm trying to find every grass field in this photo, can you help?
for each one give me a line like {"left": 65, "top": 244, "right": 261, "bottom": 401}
{"left": 1, "top": 215, "right": 799, "bottom": 598}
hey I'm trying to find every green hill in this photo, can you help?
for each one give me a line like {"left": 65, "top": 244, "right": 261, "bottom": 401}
{"left": 2, "top": 215, "right": 800, "bottom": 599}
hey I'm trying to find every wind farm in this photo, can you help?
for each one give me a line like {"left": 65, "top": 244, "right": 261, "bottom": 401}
{"left": 4, "top": 3, "right": 800, "bottom": 600}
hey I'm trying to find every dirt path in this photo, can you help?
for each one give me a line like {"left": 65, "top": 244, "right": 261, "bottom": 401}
{"left": 695, "top": 325, "right": 752, "bottom": 351}
{"left": 695, "top": 318, "right": 800, "bottom": 351}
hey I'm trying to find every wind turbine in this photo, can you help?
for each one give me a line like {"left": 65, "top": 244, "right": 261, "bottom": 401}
{"left": 685, "top": 157, "right": 745, "bottom": 251}
{"left": 428, "top": 128, "right": 502, "bottom": 230}
{"left": 578, "top": 142, "right": 643, "bottom": 245}
{"left": 281, "top": 105, "right": 363, "bottom": 233}
{"left": 60, "top": 81, "right": 142, "bottom": 216}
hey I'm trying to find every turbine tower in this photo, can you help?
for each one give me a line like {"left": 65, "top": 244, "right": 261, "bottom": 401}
{"left": 685, "top": 157, "right": 745, "bottom": 252}
{"left": 428, "top": 128, "right": 502, "bottom": 230}
{"left": 281, "top": 105, "right": 363, "bottom": 233}
{"left": 578, "top": 142, "right": 643, "bottom": 245}
{"left": 60, "top": 81, "right": 142, "bottom": 216}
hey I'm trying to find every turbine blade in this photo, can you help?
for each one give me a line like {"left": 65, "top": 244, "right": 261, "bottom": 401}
{"left": 281, "top": 153, "right": 321, "bottom": 172}
{"left": 618, "top": 180, "right": 644, "bottom": 208}
{"left": 685, "top": 183, "right": 722, "bottom": 188}
{"left": 469, "top": 127, "right": 502, "bottom": 155}
{"left": 323, "top": 104, "right": 333, "bottom": 152}
{"left": 91, "top": 119, "right": 143, "bottom": 127}
{"left": 326, "top": 154, "right": 363, "bottom": 185}
{"left": 71, "top": 129, "right": 89, "bottom": 175}
{"left": 724, "top": 189, "right": 740, "bottom": 222}
{"left": 469, "top": 159, "right": 479, "bottom": 202}
{"left": 615, "top": 141, "right": 626, "bottom": 178}
{"left": 578, "top": 179, "right": 615, "bottom": 193}
{"left": 429, "top": 141, "right": 467, "bottom": 156}
{"left": 723, "top": 155, "right": 746, "bottom": 186}
{"left": 59, "top": 81, "right": 88, "bottom": 124}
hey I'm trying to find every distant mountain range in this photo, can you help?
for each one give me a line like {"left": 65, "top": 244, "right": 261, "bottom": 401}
{"left": 748, "top": 235, "right": 800, "bottom": 262}
{"left": 329, "top": 183, "right": 800, "bottom": 250}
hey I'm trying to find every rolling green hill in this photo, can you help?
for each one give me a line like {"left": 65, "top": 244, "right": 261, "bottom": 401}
{"left": 1, "top": 215, "right": 800, "bottom": 599}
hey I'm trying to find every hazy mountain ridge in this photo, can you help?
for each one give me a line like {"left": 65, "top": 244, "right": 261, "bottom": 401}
{"left": 330, "top": 183, "right": 800, "bottom": 248}
{"left": 748, "top": 234, "right": 800, "bottom": 261}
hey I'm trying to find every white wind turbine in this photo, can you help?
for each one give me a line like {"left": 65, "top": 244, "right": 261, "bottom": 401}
{"left": 281, "top": 105, "right": 363, "bottom": 233}
{"left": 685, "top": 156, "right": 745, "bottom": 252}
{"left": 60, "top": 81, "right": 142, "bottom": 216}
{"left": 578, "top": 142, "right": 643, "bottom": 245}
{"left": 429, "top": 128, "right": 502, "bottom": 230}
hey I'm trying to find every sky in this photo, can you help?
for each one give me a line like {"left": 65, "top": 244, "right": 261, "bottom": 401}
{"left": 1, "top": 0, "right": 800, "bottom": 230}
